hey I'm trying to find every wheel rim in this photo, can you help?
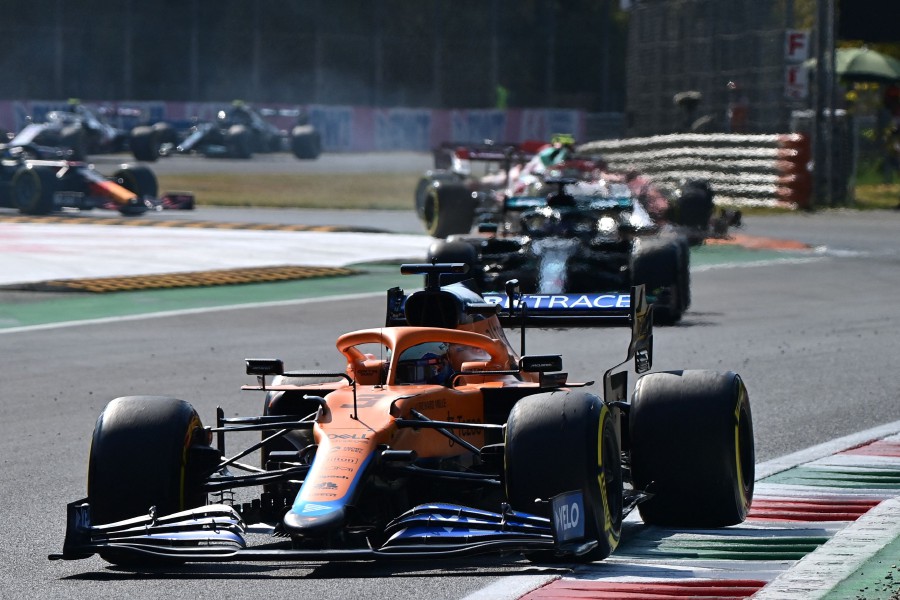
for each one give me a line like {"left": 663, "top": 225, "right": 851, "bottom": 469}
{"left": 734, "top": 383, "right": 755, "bottom": 508}
{"left": 424, "top": 189, "right": 438, "bottom": 233}
{"left": 597, "top": 406, "right": 623, "bottom": 551}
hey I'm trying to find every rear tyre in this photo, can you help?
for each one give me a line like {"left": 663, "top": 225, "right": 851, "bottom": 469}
{"left": 226, "top": 124, "right": 253, "bottom": 158}
{"left": 422, "top": 182, "right": 476, "bottom": 239}
{"left": 414, "top": 171, "right": 459, "bottom": 220}
{"left": 427, "top": 239, "right": 479, "bottom": 286}
{"left": 11, "top": 165, "right": 57, "bottom": 215}
{"left": 672, "top": 180, "right": 714, "bottom": 244}
{"left": 261, "top": 381, "right": 321, "bottom": 495}
{"left": 60, "top": 124, "right": 87, "bottom": 161}
{"left": 290, "top": 125, "right": 322, "bottom": 159}
{"left": 87, "top": 396, "right": 213, "bottom": 526}
{"left": 629, "top": 370, "right": 754, "bottom": 527}
{"left": 505, "top": 391, "right": 623, "bottom": 562}
{"left": 631, "top": 239, "right": 685, "bottom": 325}
{"left": 129, "top": 125, "right": 160, "bottom": 162}
{"left": 676, "top": 236, "right": 691, "bottom": 311}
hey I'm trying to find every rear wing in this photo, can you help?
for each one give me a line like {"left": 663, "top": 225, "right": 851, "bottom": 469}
{"left": 483, "top": 290, "right": 634, "bottom": 328}
{"left": 486, "top": 282, "right": 652, "bottom": 376}
{"left": 432, "top": 140, "right": 543, "bottom": 171}
{"left": 504, "top": 194, "right": 635, "bottom": 213}
{"left": 390, "top": 265, "right": 653, "bottom": 392}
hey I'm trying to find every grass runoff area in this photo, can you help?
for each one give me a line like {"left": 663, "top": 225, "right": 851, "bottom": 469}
{"left": 156, "top": 170, "right": 897, "bottom": 212}
{"left": 854, "top": 165, "right": 900, "bottom": 210}
{"left": 157, "top": 172, "right": 418, "bottom": 210}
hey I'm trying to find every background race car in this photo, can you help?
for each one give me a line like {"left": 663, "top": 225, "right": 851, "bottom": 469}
{"left": 0, "top": 149, "right": 193, "bottom": 215}
{"left": 427, "top": 176, "right": 693, "bottom": 324}
{"left": 129, "top": 103, "right": 321, "bottom": 161}
{"left": 51, "top": 264, "right": 754, "bottom": 566}
{"left": 415, "top": 138, "right": 740, "bottom": 243}
{"left": 7, "top": 103, "right": 130, "bottom": 161}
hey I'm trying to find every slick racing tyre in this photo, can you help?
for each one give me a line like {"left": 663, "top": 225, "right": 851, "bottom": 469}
{"left": 675, "top": 235, "right": 691, "bottom": 311}
{"left": 87, "top": 396, "right": 216, "bottom": 527}
{"left": 226, "top": 124, "right": 253, "bottom": 159}
{"left": 112, "top": 165, "right": 158, "bottom": 215}
{"left": 290, "top": 124, "right": 322, "bottom": 159}
{"left": 426, "top": 239, "right": 479, "bottom": 285}
{"left": 631, "top": 238, "right": 686, "bottom": 325}
{"left": 414, "top": 170, "right": 460, "bottom": 220}
{"left": 629, "top": 370, "right": 754, "bottom": 527}
{"left": 11, "top": 164, "right": 57, "bottom": 215}
{"left": 129, "top": 125, "right": 161, "bottom": 162}
{"left": 505, "top": 391, "right": 623, "bottom": 562}
{"left": 261, "top": 381, "right": 322, "bottom": 495}
{"left": 422, "top": 181, "right": 476, "bottom": 239}
{"left": 671, "top": 179, "right": 714, "bottom": 245}
{"left": 60, "top": 124, "right": 88, "bottom": 161}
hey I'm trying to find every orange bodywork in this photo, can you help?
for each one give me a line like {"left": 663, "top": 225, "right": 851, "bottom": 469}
{"left": 254, "top": 324, "right": 544, "bottom": 534}
{"left": 64, "top": 164, "right": 138, "bottom": 206}
{"left": 86, "top": 178, "right": 137, "bottom": 206}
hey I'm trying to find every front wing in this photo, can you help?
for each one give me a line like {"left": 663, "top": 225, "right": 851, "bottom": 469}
{"left": 50, "top": 499, "right": 592, "bottom": 563}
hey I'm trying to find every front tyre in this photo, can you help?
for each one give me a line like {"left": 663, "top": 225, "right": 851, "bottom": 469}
{"left": 629, "top": 370, "right": 754, "bottom": 527}
{"left": 112, "top": 165, "right": 158, "bottom": 215}
{"left": 87, "top": 396, "right": 214, "bottom": 527}
{"left": 505, "top": 391, "right": 623, "bottom": 562}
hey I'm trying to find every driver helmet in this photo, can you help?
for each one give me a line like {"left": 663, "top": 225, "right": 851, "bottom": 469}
{"left": 395, "top": 342, "right": 453, "bottom": 385}
{"left": 538, "top": 133, "right": 575, "bottom": 167}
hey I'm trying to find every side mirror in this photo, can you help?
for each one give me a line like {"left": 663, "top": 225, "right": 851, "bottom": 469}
{"left": 245, "top": 358, "right": 284, "bottom": 376}
{"left": 519, "top": 355, "right": 563, "bottom": 373}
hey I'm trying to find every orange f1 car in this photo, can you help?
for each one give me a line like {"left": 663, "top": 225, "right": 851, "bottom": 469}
{"left": 51, "top": 264, "right": 754, "bottom": 565}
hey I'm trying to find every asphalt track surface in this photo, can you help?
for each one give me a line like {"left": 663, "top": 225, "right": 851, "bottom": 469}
{"left": 2, "top": 154, "right": 900, "bottom": 599}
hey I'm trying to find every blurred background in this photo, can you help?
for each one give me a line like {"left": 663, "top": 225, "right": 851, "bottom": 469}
{"left": 1, "top": 0, "right": 898, "bottom": 204}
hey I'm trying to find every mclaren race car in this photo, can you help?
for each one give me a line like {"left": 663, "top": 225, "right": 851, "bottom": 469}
{"left": 129, "top": 103, "right": 321, "bottom": 161}
{"left": 0, "top": 149, "right": 194, "bottom": 215}
{"left": 51, "top": 263, "right": 754, "bottom": 567}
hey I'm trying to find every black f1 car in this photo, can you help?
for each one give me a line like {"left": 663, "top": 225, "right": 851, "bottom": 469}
{"left": 416, "top": 141, "right": 739, "bottom": 324}
{"left": 428, "top": 176, "right": 692, "bottom": 324}
{"left": 0, "top": 148, "right": 194, "bottom": 215}
{"left": 50, "top": 263, "right": 754, "bottom": 566}
{"left": 8, "top": 103, "right": 130, "bottom": 161}
{"left": 415, "top": 140, "right": 736, "bottom": 243}
{"left": 130, "top": 103, "right": 321, "bottom": 161}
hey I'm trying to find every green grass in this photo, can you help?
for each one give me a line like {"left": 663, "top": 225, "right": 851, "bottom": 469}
{"left": 854, "top": 182, "right": 900, "bottom": 209}
{"left": 156, "top": 168, "right": 898, "bottom": 212}
{"left": 156, "top": 172, "right": 419, "bottom": 210}
{"left": 852, "top": 163, "right": 900, "bottom": 210}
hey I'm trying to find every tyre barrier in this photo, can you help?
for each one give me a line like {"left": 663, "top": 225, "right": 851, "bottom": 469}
{"left": 579, "top": 133, "right": 812, "bottom": 209}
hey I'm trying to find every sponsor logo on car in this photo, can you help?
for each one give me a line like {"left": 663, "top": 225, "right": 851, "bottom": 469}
{"left": 483, "top": 293, "right": 630, "bottom": 310}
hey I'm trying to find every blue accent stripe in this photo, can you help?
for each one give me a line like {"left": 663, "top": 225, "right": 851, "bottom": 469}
{"left": 289, "top": 453, "right": 374, "bottom": 518}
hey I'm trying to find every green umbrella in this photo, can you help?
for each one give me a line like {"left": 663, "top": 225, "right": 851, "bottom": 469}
{"left": 834, "top": 47, "right": 900, "bottom": 82}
